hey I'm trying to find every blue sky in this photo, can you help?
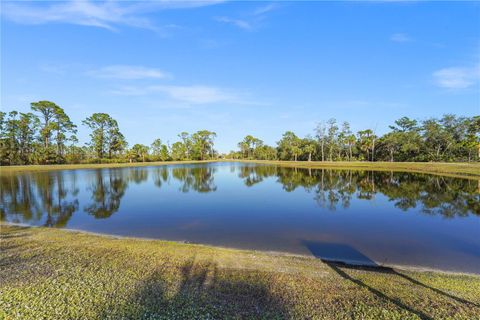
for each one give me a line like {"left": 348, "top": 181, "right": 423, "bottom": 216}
{"left": 1, "top": 1, "right": 479, "bottom": 152}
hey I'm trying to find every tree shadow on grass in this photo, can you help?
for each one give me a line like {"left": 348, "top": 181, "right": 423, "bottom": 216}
{"left": 391, "top": 271, "right": 480, "bottom": 308}
{"left": 325, "top": 263, "right": 433, "bottom": 320}
{"left": 0, "top": 226, "right": 33, "bottom": 266}
{"left": 303, "top": 240, "right": 479, "bottom": 320}
{"left": 107, "top": 256, "right": 291, "bottom": 319}
{"left": 0, "top": 226, "right": 49, "bottom": 285}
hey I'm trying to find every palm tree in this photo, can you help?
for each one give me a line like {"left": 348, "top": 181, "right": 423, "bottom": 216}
{"left": 304, "top": 144, "right": 316, "bottom": 161}
{"left": 291, "top": 145, "right": 302, "bottom": 161}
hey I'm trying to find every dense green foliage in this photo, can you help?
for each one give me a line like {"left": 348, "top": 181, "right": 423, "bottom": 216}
{"left": 229, "top": 115, "right": 480, "bottom": 162}
{"left": 1, "top": 101, "right": 217, "bottom": 165}
{"left": 1, "top": 101, "right": 77, "bottom": 165}
{"left": 1, "top": 101, "right": 478, "bottom": 165}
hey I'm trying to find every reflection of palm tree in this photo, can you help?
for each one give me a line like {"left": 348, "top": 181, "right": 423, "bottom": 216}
{"left": 313, "top": 170, "right": 355, "bottom": 210}
{"left": 152, "top": 167, "right": 169, "bottom": 188}
{"left": 357, "top": 172, "right": 376, "bottom": 200}
{"left": 276, "top": 167, "right": 319, "bottom": 192}
{"left": 172, "top": 166, "right": 217, "bottom": 193}
{"left": 128, "top": 168, "right": 149, "bottom": 184}
{"left": 238, "top": 166, "right": 266, "bottom": 187}
{"left": 84, "top": 170, "right": 127, "bottom": 219}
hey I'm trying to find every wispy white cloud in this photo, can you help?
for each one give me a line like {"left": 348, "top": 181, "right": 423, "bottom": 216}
{"left": 215, "top": 17, "right": 252, "bottom": 30}
{"left": 82, "top": 63, "right": 263, "bottom": 105}
{"left": 216, "top": 2, "right": 279, "bottom": 31}
{"left": 156, "top": 85, "right": 236, "bottom": 104}
{"left": 87, "top": 65, "right": 170, "bottom": 80}
{"left": 1, "top": 0, "right": 223, "bottom": 31}
{"left": 252, "top": 3, "right": 278, "bottom": 16}
{"left": 39, "top": 63, "right": 70, "bottom": 75}
{"left": 433, "top": 65, "right": 480, "bottom": 89}
{"left": 390, "top": 33, "right": 412, "bottom": 43}
{"left": 111, "top": 84, "right": 240, "bottom": 104}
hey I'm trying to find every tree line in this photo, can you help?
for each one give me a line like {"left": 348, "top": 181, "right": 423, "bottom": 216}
{"left": 0, "top": 100, "right": 217, "bottom": 165}
{"left": 1, "top": 100, "right": 478, "bottom": 165}
{"left": 229, "top": 115, "right": 480, "bottom": 162}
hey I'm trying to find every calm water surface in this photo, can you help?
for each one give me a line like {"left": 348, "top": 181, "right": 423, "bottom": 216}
{"left": 1, "top": 162, "right": 479, "bottom": 273}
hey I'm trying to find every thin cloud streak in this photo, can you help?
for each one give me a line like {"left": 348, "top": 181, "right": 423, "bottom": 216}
{"left": 252, "top": 3, "right": 278, "bottom": 16}
{"left": 1, "top": 0, "right": 223, "bottom": 31}
{"left": 433, "top": 65, "right": 480, "bottom": 89}
{"left": 110, "top": 84, "right": 268, "bottom": 106}
{"left": 390, "top": 33, "right": 412, "bottom": 43}
{"left": 87, "top": 65, "right": 170, "bottom": 80}
{"left": 215, "top": 2, "right": 279, "bottom": 30}
{"left": 110, "top": 84, "right": 239, "bottom": 104}
{"left": 39, "top": 63, "right": 70, "bottom": 75}
{"left": 215, "top": 17, "right": 252, "bottom": 30}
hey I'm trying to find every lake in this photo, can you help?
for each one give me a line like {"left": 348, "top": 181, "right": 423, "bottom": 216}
{"left": 1, "top": 162, "right": 479, "bottom": 273}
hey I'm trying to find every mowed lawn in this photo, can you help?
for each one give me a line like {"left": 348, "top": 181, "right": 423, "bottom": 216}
{"left": 1, "top": 225, "right": 479, "bottom": 319}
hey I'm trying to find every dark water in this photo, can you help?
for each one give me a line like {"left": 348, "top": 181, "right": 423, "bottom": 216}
{"left": 1, "top": 162, "right": 479, "bottom": 273}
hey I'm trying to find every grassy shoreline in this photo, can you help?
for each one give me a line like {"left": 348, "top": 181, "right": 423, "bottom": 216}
{"left": 1, "top": 159, "right": 479, "bottom": 179}
{"left": 0, "top": 160, "right": 217, "bottom": 173}
{"left": 1, "top": 224, "right": 479, "bottom": 319}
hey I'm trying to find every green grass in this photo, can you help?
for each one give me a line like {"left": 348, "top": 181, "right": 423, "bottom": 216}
{"left": 1, "top": 224, "right": 479, "bottom": 319}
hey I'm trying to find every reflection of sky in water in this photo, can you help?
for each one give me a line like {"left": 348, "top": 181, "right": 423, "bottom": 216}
{"left": 1, "top": 162, "right": 479, "bottom": 273}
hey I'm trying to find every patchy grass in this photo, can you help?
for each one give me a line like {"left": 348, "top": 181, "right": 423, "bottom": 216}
{"left": 1, "top": 225, "right": 479, "bottom": 319}
{"left": 234, "top": 160, "right": 480, "bottom": 180}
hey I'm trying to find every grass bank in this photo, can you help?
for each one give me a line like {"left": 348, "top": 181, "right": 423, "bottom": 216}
{"left": 1, "top": 224, "right": 479, "bottom": 319}
{"left": 233, "top": 160, "right": 480, "bottom": 180}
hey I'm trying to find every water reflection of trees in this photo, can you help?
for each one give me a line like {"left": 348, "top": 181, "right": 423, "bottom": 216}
{"left": 1, "top": 165, "right": 478, "bottom": 226}
{"left": 81, "top": 168, "right": 151, "bottom": 219}
{"left": 237, "top": 166, "right": 480, "bottom": 217}
{"left": 0, "top": 171, "right": 79, "bottom": 227}
{"left": 153, "top": 167, "right": 169, "bottom": 188}
{"left": 1, "top": 166, "right": 220, "bottom": 226}
{"left": 171, "top": 166, "right": 217, "bottom": 193}
{"left": 151, "top": 166, "right": 218, "bottom": 193}
{"left": 83, "top": 169, "right": 128, "bottom": 219}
